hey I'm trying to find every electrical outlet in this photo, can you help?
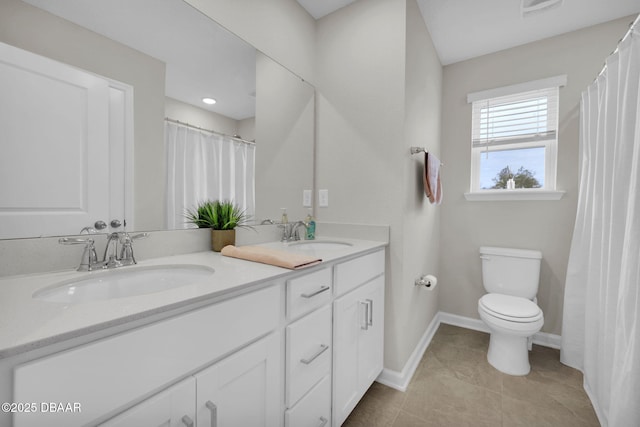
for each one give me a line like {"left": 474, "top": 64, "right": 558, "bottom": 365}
{"left": 319, "top": 189, "right": 329, "bottom": 207}
{"left": 303, "top": 190, "right": 312, "bottom": 207}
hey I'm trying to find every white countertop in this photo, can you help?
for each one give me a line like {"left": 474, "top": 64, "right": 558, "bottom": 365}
{"left": 0, "top": 237, "right": 385, "bottom": 358}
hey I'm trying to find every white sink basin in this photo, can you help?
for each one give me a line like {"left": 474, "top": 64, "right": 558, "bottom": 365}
{"left": 289, "top": 240, "right": 353, "bottom": 250}
{"left": 34, "top": 264, "right": 215, "bottom": 303}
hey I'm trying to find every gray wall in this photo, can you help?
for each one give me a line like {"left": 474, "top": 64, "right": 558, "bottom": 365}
{"left": 315, "top": 0, "right": 443, "bottom": 372}
{"left": 439, "top": 16, "right": 634, "bottom": 336}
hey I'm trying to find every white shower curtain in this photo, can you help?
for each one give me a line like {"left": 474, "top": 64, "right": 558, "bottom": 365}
{"left": 165, "top": 121, "right": 255, "bottom": 229}
{"left": 561, "top": 18, "right": 640, "bottom": 427}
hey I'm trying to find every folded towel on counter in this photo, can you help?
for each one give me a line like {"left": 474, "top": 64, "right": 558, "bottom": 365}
{"left": 423, "top": 152, "right": 443, "bottom": 204}
{"left": 221, "top": 245, "right": 322, "bottom": 270}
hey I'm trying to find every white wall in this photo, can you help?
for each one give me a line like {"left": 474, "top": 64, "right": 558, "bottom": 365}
{"left": 316, "top": 0, "right": 442, "bottom": 373}
{"left": 399, "top": 0, "right": 442, "bottom": 371}
{"left": 439, "top": 16, "right": 634, "bottom": 336}
{"left": 183, "top": 0, "right": 316, "bottom": 84}
{"left": 165, "top": 97, "right": 241, "bottom": 136}
{"left": 255, "top": 52, "right": 315, "bottom": 222}
{"left": 237, "top": 117, "right": 256, "bottom": 142}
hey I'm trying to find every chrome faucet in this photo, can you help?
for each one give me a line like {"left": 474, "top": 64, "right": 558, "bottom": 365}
{"left": 103, "top": 232, "right": 122, "bottom": 268}
{"left": 290, "top": 221, "right": 309, "bottom": 241}
{"left": 60, "top": 231, "right": 148, "bottom": 271}
{"left": 103, "top": 231, "right": 149, "bottom": 267}
{"left": 279, "top": 220, "right": 309, "bottom": 242}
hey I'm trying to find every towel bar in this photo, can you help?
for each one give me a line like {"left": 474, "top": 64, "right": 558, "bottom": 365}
{"left": 410, "top": 147, "right": 444, "bottom": 165}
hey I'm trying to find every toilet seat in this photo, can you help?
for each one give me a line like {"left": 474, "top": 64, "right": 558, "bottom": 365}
{"left": 479, "top": 293, "right": 542, "bottom": 323}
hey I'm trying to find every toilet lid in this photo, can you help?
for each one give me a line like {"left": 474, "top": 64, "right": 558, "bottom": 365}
{"left": 479, "top": 293, "right": 542, "bottom": 321}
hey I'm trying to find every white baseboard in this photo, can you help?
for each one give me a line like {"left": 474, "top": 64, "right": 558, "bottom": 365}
{"left": 376, "top": 311, "right": 562, "bottom": 391}
{"left": 376, "top": 312, "right": 440, "bottom": 392}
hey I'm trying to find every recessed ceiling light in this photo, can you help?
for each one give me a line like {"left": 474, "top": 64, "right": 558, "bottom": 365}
{"left": 202, "top": 97, "right": 217, "bottom": 105}
{"left": 521, "top": 0, "right": 563, "bottom": 17}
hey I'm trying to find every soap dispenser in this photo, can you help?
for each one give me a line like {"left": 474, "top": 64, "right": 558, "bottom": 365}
{"left": 280, "top": 208, "right": 288, "bottom": 224}
{"left": 305, "top": 209, "right": 316, "bottom": 240}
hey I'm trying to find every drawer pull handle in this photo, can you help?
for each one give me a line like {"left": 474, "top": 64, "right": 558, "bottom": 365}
{"left": 360, "top": 299, "right": 374, "bottom": 330}
{"left": 300, "top": 344, "right": 329, "bottom": 365}
{"left": 205, "top": 401, "right": 218, "bottom": 427}
{"left": 360, "top": 300, "right": 369, "bottom": 330}
{"left": 318, "top": 416, "right": 329, "bottom": 427}
{"left": 301, "top": 285, "right": 330, "bottom": 298}
{"left": 181, "top": 415, "right": 194, "bottom": 427}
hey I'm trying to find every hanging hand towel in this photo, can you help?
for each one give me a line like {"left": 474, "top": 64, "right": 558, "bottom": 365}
{"left": 221, "top": 245, "right": 322, "bottom": 270}
{"left": 424, "top": 152, "right": 443, "bottom": 204}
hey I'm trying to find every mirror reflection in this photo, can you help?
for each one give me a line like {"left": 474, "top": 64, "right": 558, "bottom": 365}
{"left": 0, "top": 0, "right": 314, "bottom": 239}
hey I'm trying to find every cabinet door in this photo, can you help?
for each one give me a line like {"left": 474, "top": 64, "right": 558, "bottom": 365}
{"left": 356, "top": 276, "right": 384, "bottom": 389}
{"left": 333, "top": 276, "right": 384, "bottom": 427}
{"left": 195, "top": 333, "right": 281, "bottom": 427}
{"left": 100, "top": 377, "right": 196, "bottom": 427}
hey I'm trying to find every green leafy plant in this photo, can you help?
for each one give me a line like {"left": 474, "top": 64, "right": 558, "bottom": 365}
{"left": 185, "top": 200, "right": 249, "bottom": 230}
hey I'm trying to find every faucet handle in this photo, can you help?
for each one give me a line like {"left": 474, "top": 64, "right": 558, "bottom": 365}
{"left": 118, "top": 232, "right": 148, "bottom": 265}
{"left": 59, "top": 237, "right": 99, "bottom": 271}
{"left": 59, "top": 237, "right": 93, "bottom": 245}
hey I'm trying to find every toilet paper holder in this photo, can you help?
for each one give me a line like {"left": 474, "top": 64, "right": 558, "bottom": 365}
{"left": 415, "top": 274, "right": 437, "bottom": 288}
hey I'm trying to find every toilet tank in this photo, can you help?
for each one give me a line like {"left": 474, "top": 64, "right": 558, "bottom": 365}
{"left": 480, "top": 246, "right": 542, "bottom": 299}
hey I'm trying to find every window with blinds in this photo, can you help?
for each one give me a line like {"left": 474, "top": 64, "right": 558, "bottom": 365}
{"left": 472, "top": 87, "right": 558, "bottom": 148}
{"left": 468, "top": 80, "right": 562, "bottom": 193}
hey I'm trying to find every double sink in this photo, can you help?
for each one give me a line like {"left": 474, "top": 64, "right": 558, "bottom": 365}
{"left": 33, "top": 240, "right": 352, "bottom": 304}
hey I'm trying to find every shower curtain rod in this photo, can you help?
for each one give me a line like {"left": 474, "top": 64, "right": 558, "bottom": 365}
{"left": 164, "top": 117, "right": 256, "bottom": 146}
{"left": 596, "top": 13, "right": 640, "bottom": 80}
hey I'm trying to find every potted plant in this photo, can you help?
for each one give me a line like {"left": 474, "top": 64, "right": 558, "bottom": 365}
{"left": 185, "top": 200, "right": 249, "bottom": 251}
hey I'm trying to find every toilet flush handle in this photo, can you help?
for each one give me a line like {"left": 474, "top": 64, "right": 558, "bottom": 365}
{"left": 480, "top": 255, "right": 491, "bottom": 260}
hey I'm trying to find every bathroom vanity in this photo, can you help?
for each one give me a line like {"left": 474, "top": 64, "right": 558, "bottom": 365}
{"left": 0, "top": 238, "right": 386, "bottom": 427}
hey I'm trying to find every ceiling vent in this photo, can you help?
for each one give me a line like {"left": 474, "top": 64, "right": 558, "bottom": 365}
{"left": 521, "top": 0, "right": 563, "bottom": 18}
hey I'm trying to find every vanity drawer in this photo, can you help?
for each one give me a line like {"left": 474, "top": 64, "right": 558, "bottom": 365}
{"left": 285, "top": 374, "right": 331, "bottom": 427}
{"left": 286, "top": 304, "right": 332, "bottom": 408}
{"left": 335, "top": 249, "right": 385, "bottom": 296}
{"left": 287, "top": 267, "right": 332, "bottom": 320}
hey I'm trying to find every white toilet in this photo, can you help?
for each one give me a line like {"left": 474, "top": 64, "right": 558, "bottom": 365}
{"left": 477, "top": 246, "right": 544, "bottom": 376}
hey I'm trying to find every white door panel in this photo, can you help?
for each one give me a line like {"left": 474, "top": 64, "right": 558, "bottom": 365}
{"left": 0, "top": 41, "right": 128, "bottom": 238}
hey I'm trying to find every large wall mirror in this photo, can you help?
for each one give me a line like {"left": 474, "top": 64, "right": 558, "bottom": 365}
{"left": 0, "top": 0, "right": 314, "bottom": 239}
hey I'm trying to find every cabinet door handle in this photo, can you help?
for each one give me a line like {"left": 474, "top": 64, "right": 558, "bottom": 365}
{"left": 300, "top": 344, "right": 329, "bottom": 364}
{"left": 301, "top": 285, "right": 330, "bottom": 298}
{"left": 359, "top": 300, "right": 369, "bottom": 330}
{"left": 181, "top": 415, "right": 194, "bottom": 427}
{"left": 205, "top": 400, "right": 218, "bottom": 427}
{"left": 366, "top": 299, "right": 373, "bottom": 327}
{"left": 318, "top": 416, "right": 329, "bottom": 427}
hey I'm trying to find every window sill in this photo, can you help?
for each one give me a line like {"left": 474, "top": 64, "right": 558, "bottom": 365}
{"left": 464, "top": 190, "right": 565, "bottom": 201}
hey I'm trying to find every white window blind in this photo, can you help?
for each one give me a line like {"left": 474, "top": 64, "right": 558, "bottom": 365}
{"left": 471, "top": 86, "right": 559, "bottom": 148}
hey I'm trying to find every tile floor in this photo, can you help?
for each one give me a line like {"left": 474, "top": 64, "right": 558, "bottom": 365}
{"left": 344, "top": 324, "right": 599, "bottom": 427}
